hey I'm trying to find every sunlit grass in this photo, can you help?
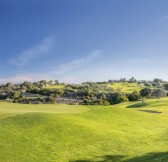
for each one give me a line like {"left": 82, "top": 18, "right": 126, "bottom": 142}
{"left": 108, "top": 82, "right": 143, "bottom": 93}
{"left": 45, "top": 85, "right": 65, "bottom": 89}
{"left": 0, "top": 98, "right": 168, "bottom": 161}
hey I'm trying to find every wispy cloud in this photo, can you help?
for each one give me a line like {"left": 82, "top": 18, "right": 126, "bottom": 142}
{"left": 1, "top": 50, "right": 102, "bottom": 84}
{"left": 51, "top": 50, "right": 102, "bottom": 75}
{"left": 8, "top": 36, "right": 54, "bottom": 66}
{"left": 0, "top": 73, "right": 52, "bottom": 84}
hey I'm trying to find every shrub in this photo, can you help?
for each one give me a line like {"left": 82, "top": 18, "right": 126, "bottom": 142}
{"left": 152, "top": 88, "right": 166, "bottom": 98}
{"left": 107, "top": 92, "right": 128, "bottom": 104}
{"left": 46, "top": 96, "right": 56, "bottom": 103}
{"left": 128, "top": 91, "right": 140, "bottom": 101}
{"left": 99, "top": 100, "right": 111, "bottom": 106}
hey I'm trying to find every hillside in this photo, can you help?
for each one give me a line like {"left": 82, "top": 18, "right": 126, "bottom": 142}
{"left": 0, "top": 98, "right": 168, "bottom": 162}
{"left": 108, "top": 82, "right": 143, "bottom": 93}
{"left": 1, "top": 79, "right": 166, "bottom": 105}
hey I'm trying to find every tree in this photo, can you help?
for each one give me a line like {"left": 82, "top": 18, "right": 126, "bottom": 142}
{"left": 120, "top": 77, "right": 127, "bottom": 82}
{"left": 46, "top": 96, "right": 56, "bottom": 103}
{"left": 164, "top": 83, "right": 168, "bottom": 90}
{"left": 55, "top": 80, "right": 59, "bottom": 85}
{"left": 101, "top": 94, "right": 107, "bottom": 100}
{"left": 108, "top": 92, "right": 128, "bottom": 104}
{"left": 153, "top": 78, "right": 163, "bottom": 83}
{"left": 128, "top": 91, "right": 140, "bottom": 101}
{"left": 23, "top": 81, "right": 33, "bottom": 89}
{"left": 40, "top": 80, "right": 47, "bottom": 87}
{"left": 140, "top": 88, "right": 152, "bottom": 103}
{"left": 48, "top": 80, "right": 53, "bottom": 85}
{"left": 6, "top": 82, "right": 12, "bottom": 87}
{"left": 128, "top": 77, "right": 137, "bottom": 83}
{"left": 152, "top": 88, "right": 166, "bottom": 98}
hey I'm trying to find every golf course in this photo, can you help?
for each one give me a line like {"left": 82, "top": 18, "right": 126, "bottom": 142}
{"left": 0, "top": 98, "right": 168, "bottom": 162}
{"left": 2, "top": 0, "right": 168, "bottom": 161}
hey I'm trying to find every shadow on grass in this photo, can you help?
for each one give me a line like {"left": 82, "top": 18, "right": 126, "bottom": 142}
{"left": 70, "top": 155, "right": 125, "bottom": 162}
{"left": 138, "top": 110, "right": 161, "bottom": 114}
{"left": 127, "top": 102, "right": 149, "bottom": 108}
{"left": 126, "top": 152, "right": 168, "bottom": 162}
{"left": 70, "top": 152, "right": 168, "bottom": 162}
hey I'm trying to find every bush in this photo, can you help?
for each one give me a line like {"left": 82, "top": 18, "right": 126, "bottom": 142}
{"left": 46, "top": 96, "right": 56, "bottom": 103}
{"left": 107, "top": 92, "right": 128, "bottom": 104}
{"left": 152, "top": 88, "right": 166, "bottom": 98}
{"left": 99, "top": 100, "right": 111, "bottom": 106}
{"left": 128, "top": 91, "right": 140, "bottom": 101}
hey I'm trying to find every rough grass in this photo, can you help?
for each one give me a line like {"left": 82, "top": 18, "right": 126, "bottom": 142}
{"left": 0, "top": 99, "right": 168, "bottom": 161}
{"left": 45, "top": 85, "right": 65, "bottom": 89}
{"left": 108, "top": 82, "right": 143, "bottom": 93}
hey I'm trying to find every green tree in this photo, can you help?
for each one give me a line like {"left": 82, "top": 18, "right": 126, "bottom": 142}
{"left": 128, "top": 91, "right": 140, "bottom": 101}
{"left": 152, "top": 88, "right": 166, "bottom": 98}
{"left": 101, "top": 94, "right": 107, "bottom": 100}
{"left": 47, "top": 96, "right": 56, "bottom": 103}
{"left": 164, "top": 83, "right": 168, "bottom": 90}
{"left": 108, "top": 92, "right": 128, "bottom": 105}
{"left": 55, "top": 80, "right": 59, "bottom": 85}
{"left": 140, "top": 88, "right": 152, "bottom": 103}
{"left": 128, "top": 77, "right": 136, "bottom": 83}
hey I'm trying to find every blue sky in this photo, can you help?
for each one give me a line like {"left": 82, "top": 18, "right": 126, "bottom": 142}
{"left": 1, "top": 0, "right": 168, "bottom": 83}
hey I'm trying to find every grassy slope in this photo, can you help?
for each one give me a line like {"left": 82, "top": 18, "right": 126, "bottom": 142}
{"left": 127, "top": 98, "right": 168, "bottom": 113}
{"left": 0, "top": 99, "right": 168, "bottom": 162}
{"left": 108, "top": 82, "right": 143, "bottom": 93}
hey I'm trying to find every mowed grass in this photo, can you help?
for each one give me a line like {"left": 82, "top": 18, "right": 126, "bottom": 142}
{"left": 108, "top": 82, "right": 143, "bottom": 93}
{"left": 127, "top": 97, "right": 168, "bottom": 113}
{"left": 0, "top": 102, "right": 87, "bottom": 114}
{"left": 1, "top": 99, "right": 168, "bottom": 161}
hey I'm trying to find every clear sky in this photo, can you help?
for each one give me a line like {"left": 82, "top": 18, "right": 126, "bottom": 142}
{"left": 1, "top": 0, "right": 168, "bottom": 83}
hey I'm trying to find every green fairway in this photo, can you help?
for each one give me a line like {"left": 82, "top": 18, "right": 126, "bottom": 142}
{"left": 108, "top": 82, "right": 143, "bottom": 93}
{"left": 0, "top": 102, "right": 88, "bottom": 114}
{"left": 0, "top": 99, "right": 168, "bottom": 162}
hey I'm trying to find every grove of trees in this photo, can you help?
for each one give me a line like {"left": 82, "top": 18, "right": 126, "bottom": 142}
{"left": 0, "top": 77, "right": 167, "bottom": 105}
